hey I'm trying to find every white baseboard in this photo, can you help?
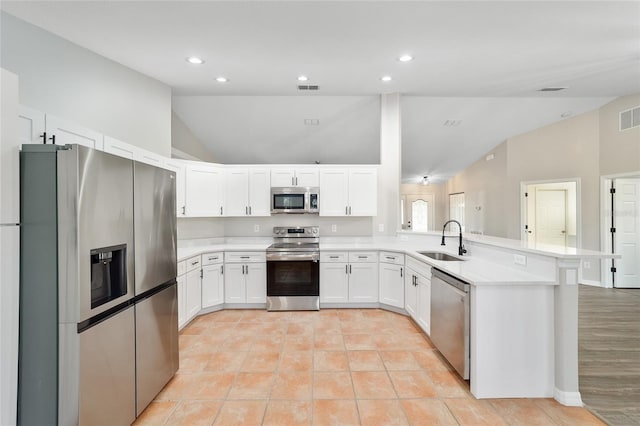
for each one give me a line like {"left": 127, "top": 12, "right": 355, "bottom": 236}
{"left": 580, "top": 279, "right": 604, "bottom": 288}
{"left": 554, "top": 388, "right": 583, "bottom": 406}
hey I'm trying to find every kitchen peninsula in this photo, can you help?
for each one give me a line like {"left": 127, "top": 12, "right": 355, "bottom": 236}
{"left": 176, "top": 230, "right": 617, "bottom": 407}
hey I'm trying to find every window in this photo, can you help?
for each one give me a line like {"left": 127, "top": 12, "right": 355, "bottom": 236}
{"left": 449, "top": 193, "right": 465, "bottom": 231}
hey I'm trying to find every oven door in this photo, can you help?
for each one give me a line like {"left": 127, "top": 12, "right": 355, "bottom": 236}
{"left": 266, "top": 252, "right": 319, "bottom": 297}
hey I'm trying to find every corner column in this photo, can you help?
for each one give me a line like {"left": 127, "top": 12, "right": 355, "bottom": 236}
{"left": 377, "top": 93, "right": 401, "bottom": 236}
{"left": 554, "top": 258, "right": 583, "bottom": 406}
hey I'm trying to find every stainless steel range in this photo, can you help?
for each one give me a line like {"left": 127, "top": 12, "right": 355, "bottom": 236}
{"left": 266, "top": 226, "right": 320, "bottom": 311}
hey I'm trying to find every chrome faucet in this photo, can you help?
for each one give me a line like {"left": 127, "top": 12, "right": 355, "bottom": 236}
{"left": 441, "top": 220, "right": 467, "bottom": 256}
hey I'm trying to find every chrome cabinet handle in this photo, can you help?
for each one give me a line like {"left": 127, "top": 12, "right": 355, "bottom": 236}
{"left": 249, "top": 206, "right": 252, "bottom": 215}
{"left": 357, "top": 256, "right": 368, "bottom": 259}
{"left": 329, "top": 256, "right": 340, "bottom": 259}
{"left": 345, "top": 265, "right": 348, "bottom": 274}
{"left": 345, "top": 206, "right": 348, "bottom": 215}
{"left": 400, "top": 267, "right": 403, "bottom": 278}
{"left": 349, "top": 265, "right": 352, "bottom": 274}
{"left": 240, "top": 256, "right": 250, "bottom": 259}
{"left": 181, "top": 206, "right": 185, "bottom": 215}
{"left": 221, "top": 265, "right": 224, "bottom": 274}
{"left": 245, "top": 264, "right": 249, "bottom": 275}
{"left": 191, "top": 261, "right": 199, "bottom": 266}
{"left": 245, "top": 206, "right": 248, "bottom": 215}
{"left": 220, "top": 206, "right": 223, "bottom": 215}
{"left": 349, "top": 206, "right": 351, "bottom": 215}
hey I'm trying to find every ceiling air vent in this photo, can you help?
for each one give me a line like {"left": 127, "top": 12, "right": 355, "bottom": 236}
{"left": 538, "top": 87, "right": 567, "bottom": 92}
{"left": 619, "top": 106, "right": 640, "bottom": 131}
{"left": 298, "top": 85, "right": 319, "bottom": 91}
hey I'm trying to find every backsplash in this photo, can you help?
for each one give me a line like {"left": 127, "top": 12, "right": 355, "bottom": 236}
{"left": 178, "top": 216, "right": 373, "bottom": 239}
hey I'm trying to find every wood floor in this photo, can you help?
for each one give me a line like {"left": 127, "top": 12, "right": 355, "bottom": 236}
{"left": 579, "top": 285, "right": 640, "bottom": 425}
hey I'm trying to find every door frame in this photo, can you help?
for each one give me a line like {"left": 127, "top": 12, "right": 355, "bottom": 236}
{"left": 600, "top": 171, "right": 640, "bottom": 288}
{"left": 535, "top": 188, "right": 568, "bottom": 247}
{"left": 403, "top": 193, "right": 435, "bottom": 232}
{"left": 520, "top": 178, "right": 582, "bottom": 250}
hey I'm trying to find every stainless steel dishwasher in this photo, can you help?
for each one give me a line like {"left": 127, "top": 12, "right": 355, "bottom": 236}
{"left": 430, "top": 268, "right": 470, "bottom": 380}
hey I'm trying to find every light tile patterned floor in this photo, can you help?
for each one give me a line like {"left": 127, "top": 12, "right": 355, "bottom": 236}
{"left": 134, "top": 309, "right": 604, "bottom": 425}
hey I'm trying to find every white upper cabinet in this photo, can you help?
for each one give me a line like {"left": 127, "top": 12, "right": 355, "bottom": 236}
{"left": 224, "top": 167, "right": 270, "bottom": 217}
{"left": 185, "top": 162, "right": 224, "bottom": 217}
{"left": 248, "top": 168, "right": 271, "bottom": 216}
{"left": 271, "top": 167, "right": 319, "bottom": 187}
{"left": 103, "top": 136, "right": 136, "bottom": 159}
{"left": 224, "top": 168, "right": 250, "bottom": 216}
{"left": 348, "top": 168, "right": 377, "bottom": 216}
{"left": 18, "top": 105, "right": 45, "bottom": 144}
{"left": 319, "top": 169, "right": 349, "bottom": 216}
{"left": 45, "top": 114, "right": 104, "bottom": 150}
{"left": 319, "top": 167, "right": 377, "bottom": 216}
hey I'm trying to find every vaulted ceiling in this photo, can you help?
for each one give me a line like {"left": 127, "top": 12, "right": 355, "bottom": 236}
{"left": 3, "top": 1, "right": 638, "bottom": 180}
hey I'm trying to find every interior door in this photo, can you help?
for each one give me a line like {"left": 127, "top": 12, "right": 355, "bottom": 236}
{"left": 614, "top": 178, "right": 640, "bottom": 288}
{"left": 535, "top": 189, "right": 567, "bottom": 247}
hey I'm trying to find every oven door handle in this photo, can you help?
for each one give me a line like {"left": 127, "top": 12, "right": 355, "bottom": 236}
{"left": 266, "top": 252, "right": 320, "bottom": 262}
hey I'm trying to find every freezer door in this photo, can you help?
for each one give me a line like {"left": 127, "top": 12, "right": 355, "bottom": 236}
{"left": 134, "top": 161, "right": 177, "bottom": 295}
{"left": 79, "top": 305, "right": 136, "bottom": 426}
{"left": 58, "top": 146, "right": 135, "bottom": 323}
{"left": 135, "top": 284, "right": 179, "bottom": 416}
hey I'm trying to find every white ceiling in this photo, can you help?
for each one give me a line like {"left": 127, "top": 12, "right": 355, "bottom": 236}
{"left": 3, "top": 1, "right": 639, "bottom": 180}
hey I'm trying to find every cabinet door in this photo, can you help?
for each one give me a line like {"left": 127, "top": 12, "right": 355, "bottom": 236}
{"left": 248, "top": 168, "right": 271, "bottom": 216}
{"left": 320, "top": 263, "right": 349, "bottom": 303}
{"left": 177, "top": 275, "right": 186, "bottom": 328}
{"left": 271, "top": 168, "right": 295, "bottom": 187}
{"left": 379, "top": 263, "right": 404, "bottom": 308}
{"left": 224, "top": 168, "right": 249, "bottom": 216}
{"left": 135, "top": 148, "right": 163, "bottom": 167}
{"left": 46, "top": 114, "right": 104, "bottom": 150}
{"left": 348, "top": 168, "right": 377, "bottom": 216}
{"left": 405, "top": 270, "right": 418, "bottom": 319}
{"left": 348, "top": 263, "right": 378, "bottom": 303}
{"left": 19, "top": 105, "right": 45, "bottom": 144}
{"left": 202, "top": 264, "right": 224, "bottom": 308}
{"left": 185, "top": 163, "right": 224, "bottom": 217}
{"left": 295, "top": 168, "right": 319, "bottom": 187}
{"left": 416, "top": 274, "right": 431, "bottom": 335}
{"left": 245, "top": 263, "right": 267, "bottom": 303}
{"left": 164, "top": 159, "right": 186, "bottom": 217}
{"left": 185, "top": 268, "right": 202, "bottom": 322}
{"left": 224, "top": 264, "right": 246, "bottom": 303}
{"left": 319, "top": 169, "right": 348, "bottom": 216}
{"left": 104, "top": 136, "right": 137, "bottom": 159}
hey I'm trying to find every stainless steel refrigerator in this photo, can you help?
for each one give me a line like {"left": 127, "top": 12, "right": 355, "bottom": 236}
{"left": 18, "top": 144, "right": 178, "bottom": 425}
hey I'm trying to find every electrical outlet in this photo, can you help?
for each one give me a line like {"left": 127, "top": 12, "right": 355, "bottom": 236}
{"left": 583, "top": 261, "right": 591, "bottom": 269}
{"left": 331, "top": 224, "right": 337, "bottom": 232}
{"left": 254, "top": 224, "right": 260, "bottom": 233}
{"left": 514, "top": 254, "right": 527, "bottom": 266}
{"left": 378, "top": 223, "right": 384, "bottom": 232}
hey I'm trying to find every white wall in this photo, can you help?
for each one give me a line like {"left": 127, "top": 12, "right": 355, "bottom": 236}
{"left": 172, "top": 95, "right": 381, "bottom": 165}
{"left": 0, "top": 12, "right": 172, "bottom": 156}
{"left": 171, "top": 111, "right": 216, "bottom": 162}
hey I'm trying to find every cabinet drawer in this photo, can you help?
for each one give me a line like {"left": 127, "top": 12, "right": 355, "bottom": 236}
{"left": 349, "top": 251, "right": 378, "bottom": 263}
{"left": 379, "top": 251, "right": 405, "bottom": 265}
{"left": 202, "top": 252, "right": 223, "bottom": 266}
{"left": 406, "top": 256, "right": 432, "bottom": 279}
{"left": 177, "top": 260, "right": 186, "bottom": 276}
{"left": 321, "top": 252, "right": 348, "bottom": 263}
{"left": 225, "top": 251, "right": 266, "bottom": 263}
{"left": 186, "top": 255, "right": 201, "bottom": 273}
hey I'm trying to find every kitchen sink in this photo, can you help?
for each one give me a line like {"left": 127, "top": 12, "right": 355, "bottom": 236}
{"left": 417, "top": 251, "right": 465, "bottom": 261}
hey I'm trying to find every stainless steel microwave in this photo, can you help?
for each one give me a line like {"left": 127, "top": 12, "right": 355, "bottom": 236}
{"left": 271, "top": 187, "right": 319, "bottom": 214}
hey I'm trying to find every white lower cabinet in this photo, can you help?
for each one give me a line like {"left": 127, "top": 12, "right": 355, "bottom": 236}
{"left": 405, "top": 257, "right": 431, "bottom": 334}
{"left": 320, "top": 252, "right": 378, "bottom": 304}
{"left": 177, "top": 255, "right": 202, "bottom": 329}
{"left": 224, "top": 252, "right": 266, "bottom": 304}
{"left": 202, "top": 252, "right": 224, "bottom": 309}
{"left": 379, "top": 252, "right": 405, "bottom": 309}
{"left": 177, "top": 273, "right": 186, "bottom": 328}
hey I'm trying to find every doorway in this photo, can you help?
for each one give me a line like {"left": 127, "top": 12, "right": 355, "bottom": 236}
{"left": 521, "top": 180, "right": 580, "bottom": 249}
{"left": 449, "top": 192, "right": 465, "bottom": 231}
{"left": 602, "top": 173, "right": 640, "bottom": 288}
{"left": 401, "top": 194, "right": 434, "bottom": 232}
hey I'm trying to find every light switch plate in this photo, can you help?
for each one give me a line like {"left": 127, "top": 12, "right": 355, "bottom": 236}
{"left": 514, "top": 254, "right": 527, "bottom": 266}
{"left": 378, "top": 223, "right": 384, "bottom": 232}
{"left": 254, "top": 224, "right": 260, "bottom": 233}
{"left": 331, "top": 224, "right": 337, "bottom": 232}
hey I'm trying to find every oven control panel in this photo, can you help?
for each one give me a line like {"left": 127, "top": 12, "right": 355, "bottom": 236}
{"left": 272, "top": 226, "right": 319, "bottom": 237}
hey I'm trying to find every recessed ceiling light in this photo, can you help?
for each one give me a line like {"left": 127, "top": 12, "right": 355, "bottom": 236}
{"left": 297, "top": 75, "right": 308, "bottom": 82}
{"left": 561, "top": 111, "right": 573, "bottom": 118}
{"left": 186, "top": 56, "right": 204, "bottom": 65}
{"left": 398, "top": 54, "right": 413, "bottom": 62}
{"left": 216, "top": 76, "right": 228, "bottom": 83}
{"left": 381, "top": 76, "right": 392, "bottom": 82}
{"left": 538, "top": 87, "right": 567, "bottom": 92}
